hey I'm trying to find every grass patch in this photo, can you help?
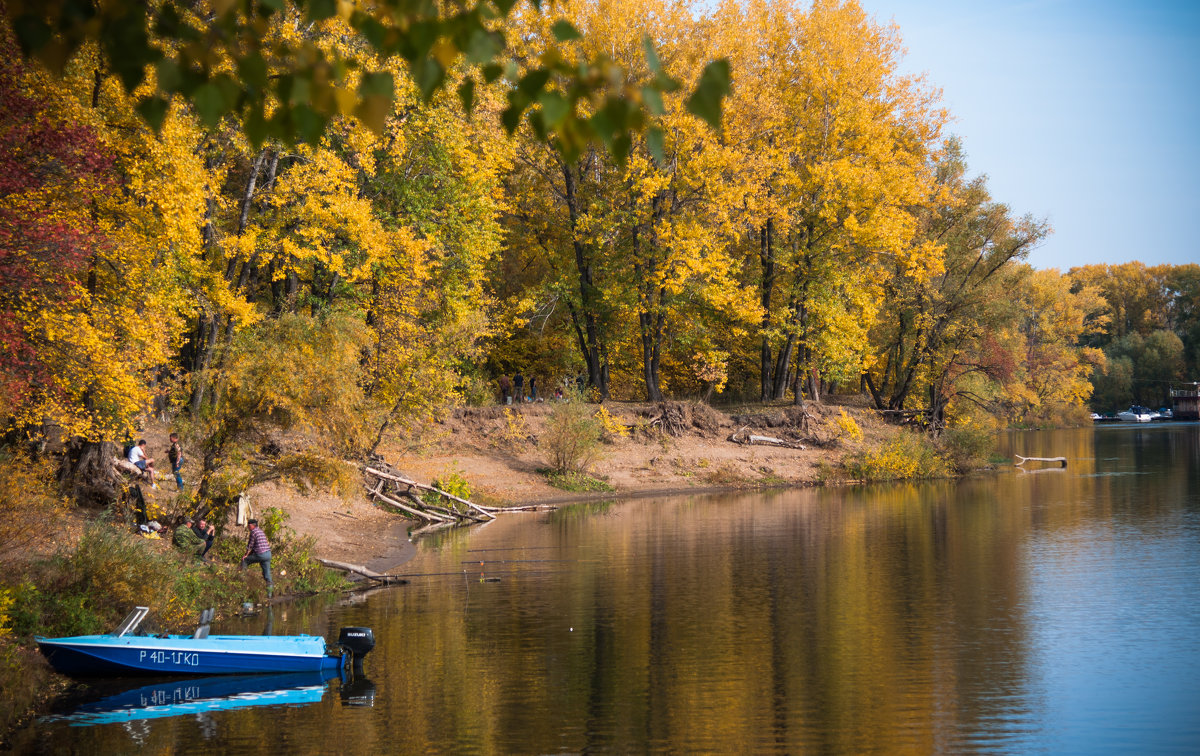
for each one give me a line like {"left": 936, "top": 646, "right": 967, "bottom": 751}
{"left": 703, "top": 464, "right": 748, "bottom": 487}
{"left": 542, "top": 469, "right": 614, "bottom": 492}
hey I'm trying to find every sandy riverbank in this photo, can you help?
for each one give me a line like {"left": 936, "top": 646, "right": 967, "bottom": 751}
{"left": 267, "top": 399, "right": 881, "bottom": 570}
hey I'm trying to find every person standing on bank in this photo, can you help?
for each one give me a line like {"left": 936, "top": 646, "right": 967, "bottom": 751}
{"left": 167, "top": 432, "right": 185, "bottom": 490}
{"left": 513, "top": 371, "right": 524, "bottom": 402}
{"left": 240, "top": 519, "right": 272, "bottom": 591}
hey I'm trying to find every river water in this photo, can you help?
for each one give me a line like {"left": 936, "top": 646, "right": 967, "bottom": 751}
{"left": 16, "top": 423, "right": 1200, "bottom": 754}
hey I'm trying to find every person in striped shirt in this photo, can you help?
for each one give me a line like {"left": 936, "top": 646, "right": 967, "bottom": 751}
{"left": 239, "top": 519, "right": 273, "bottom": 590}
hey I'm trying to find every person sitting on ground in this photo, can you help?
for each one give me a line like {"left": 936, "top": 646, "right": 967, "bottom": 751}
{"left": 185, "top": 517, "right": 216, "bottom": 560}
{"left": 128, "top": 439, "right": 158, "bottom": 489}
{"left": 239, "top": 518, "right": 273, "bottom": 592}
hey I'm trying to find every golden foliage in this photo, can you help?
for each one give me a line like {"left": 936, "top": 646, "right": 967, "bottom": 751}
{"left": 0, "top": 454, "right": 68, "bottom": 566}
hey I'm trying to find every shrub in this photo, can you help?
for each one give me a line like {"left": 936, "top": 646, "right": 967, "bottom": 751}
{"left": 939, "top": 424, "right": 997, "bottom": 472}
{"left": 842, "top": 432, "right": 950, "bottom": 482}
{"left": 542, "top": 397, "right": 605, "bottom": 473}
{"left": 832, "top": 409, "right": 863, "bottom": 443}
{"left": 594, "top": 406, "right": 629, "bottom": 441}
{"left": 258, "top": 506, "right": 293, "bottom": 545}
{"left": 502, "top": 407, "right": 529, "bottom": 442}
{"left": 423, "top": 466, "right": 473, "bottom": 510}
{"left": 0, "top": 451, "right": 68, "bottom": 566}
{"left": 543, "top": 470, "right": 614, "bottom": 492}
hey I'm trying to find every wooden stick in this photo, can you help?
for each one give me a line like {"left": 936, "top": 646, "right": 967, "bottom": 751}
{"left": 372, "top": 490, "right": 452, "bottom": 522}
{"left": 1014, "top": 455, "right": 1067, "bottom": 468}
{"left": 316, "top": 559, "right": 402, "bottom": 583}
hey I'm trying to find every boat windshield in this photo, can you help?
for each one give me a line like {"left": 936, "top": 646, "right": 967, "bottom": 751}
{"left": 113, "top": 606, "right": 150, "bottom": 637}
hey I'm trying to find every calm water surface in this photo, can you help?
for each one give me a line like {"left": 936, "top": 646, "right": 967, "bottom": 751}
{"left": 16, "top": 424, "right": 1200, "bottom": 754}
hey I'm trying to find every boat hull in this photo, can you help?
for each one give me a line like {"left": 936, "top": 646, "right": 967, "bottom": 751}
{"left": 36, "top": 633, "right": 343, "bottom": 676}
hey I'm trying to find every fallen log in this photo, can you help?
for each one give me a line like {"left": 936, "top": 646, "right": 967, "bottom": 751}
{"left": 728, "top": 426, "right": 806, "bottom": 450}
{"left": 1014, "top": 455, "right": 1067, "bottom": 468}
{"left": 317, "top": 559, "right": 405, "bottom": 583}
{"left": 113, "top": 457, "right": 152, "bottom": 483}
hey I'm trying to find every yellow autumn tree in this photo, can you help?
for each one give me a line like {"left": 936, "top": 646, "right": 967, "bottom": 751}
{"left": 714, "top": 0, "right": 946, "bottom": 403}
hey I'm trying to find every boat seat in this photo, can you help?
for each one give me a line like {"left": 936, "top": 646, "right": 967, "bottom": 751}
{"left": 193, "top": 607, "right": 215, "bottom": 639}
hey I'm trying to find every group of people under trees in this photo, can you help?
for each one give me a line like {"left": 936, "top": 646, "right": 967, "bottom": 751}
{"left": 172, "top": 515, "right": 274, "bottom": 592}
{"left": 498, "top": 371, "right": 576, "bottom": 405}
{"left": 125, "top": 432, "right": 185, "bottom": 490}
{"left": 498, "top": 371, "right": 536, "bottom": 405}
{"left": 125, "top": 429, "right": 274, "bottom": 592}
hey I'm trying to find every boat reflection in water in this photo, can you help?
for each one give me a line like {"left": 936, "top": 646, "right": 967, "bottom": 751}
{"left": 41, "top": 669, "right": 344, "bottom": 726}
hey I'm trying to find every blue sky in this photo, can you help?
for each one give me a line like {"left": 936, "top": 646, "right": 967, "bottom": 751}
{"left": 856, "top": 0, "right": 1200, "bottom": 270}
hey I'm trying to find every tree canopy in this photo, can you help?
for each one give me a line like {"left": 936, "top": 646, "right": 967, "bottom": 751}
{"left": 3, "top": 0, "right": 1190, "bottom": 513}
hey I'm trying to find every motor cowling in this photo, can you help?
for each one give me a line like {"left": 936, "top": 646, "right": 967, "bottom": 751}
{"left": 338, "top": 627, "right": 375, "bottom": 660}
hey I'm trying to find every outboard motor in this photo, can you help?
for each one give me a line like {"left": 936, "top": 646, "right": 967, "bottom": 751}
{"left": 338, "top": 627, "right": 375, "bottom": 673}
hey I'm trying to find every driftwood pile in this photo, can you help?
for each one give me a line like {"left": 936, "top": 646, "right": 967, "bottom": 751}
{"left": 362, "top": 460, "right": 550, "bottom": 532}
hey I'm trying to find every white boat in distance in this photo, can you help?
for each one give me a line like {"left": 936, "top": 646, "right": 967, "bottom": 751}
{"left": 1117, "top": 406, "right": 1154, "bottom": 422}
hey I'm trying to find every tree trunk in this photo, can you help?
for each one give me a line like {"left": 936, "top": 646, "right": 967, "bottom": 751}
{"left": 772, "top": 332, "right": 795, "bottom": 400}
{"left": 561, "top": 157, "right": 609, "bottom": 399}
{"left": 639, "top": 310, "right": 665, "bottom": 402}
{"left": 759, "top": 219, "right": 776, "bottom": 401}
{"left": 58, "top": 439, "right": 123, "bottom": 508}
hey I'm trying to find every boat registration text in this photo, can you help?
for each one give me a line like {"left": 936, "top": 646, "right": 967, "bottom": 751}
{"left": 139, "top": 650, "right": 200, "bottom": 666}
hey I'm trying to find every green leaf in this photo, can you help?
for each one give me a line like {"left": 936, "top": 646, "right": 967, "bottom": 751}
{"left": 641, "top": 86, "right": 664, "bottom": 117}
{"left": 359, "top": 71, "right": 395, "bottom": 98}
{"left": 136, "top": 96, "right": 170, "bottom": 132}
{"left": 306, "top": 0, "right": 338, "bottom": 22}
{"left": 611, "top": 133, "right": 631, "bottom": 164}
{"left": 500, "top": 103, "right": 524, "bottom": 134}
{"left": 192, "top": 83, "right": 227, "bottom": 127}
{"left": 481, "top": 64, "right": 504, "bottom": 83}
{"left": 244, "top": 104, "right": 268, "bottom": 148}
{"left": 517, "top": 69, "right": 551, "bottom": 99}
{"left": 356, "top": 72, "right": 395, "bottom": 133}
{"left": 552, "top": 21, "right": 582, "bottom": 42}
{"left": 458, "top": 79, "right": 476, "bottom": 113}
{"left": 292, "top": 103, "right": 325, "bottom": 144}
{"left": 156, "top": 60, "right": 183, "bottom": 93}
{"left": 237, "top": 53, "right": 268, "bottom": 92}
{"left": 412, "top": 57, "right": 445, "bottom": 101}
{"left": 538, "top": 91, "right": 569, "bottom": 128}
{"left": 647, "top": 126, "right": 665, "bottom": 165}
{"left": 101, "top": 5, "right": 160, "bottom": 90}
{"left": 527, "top": 110, "right": 548, "bottom": 141}
{"left": 464, "top": 27, "right": 501, "bottom": 65}
{"left": 355, "top": 14, "right": 388, "bottom": 51}
{"left": 685, "top": 59, "right": 730, "bottom": 130}
{"left": 642, "top": 36, "right": 662, "bottom": 74}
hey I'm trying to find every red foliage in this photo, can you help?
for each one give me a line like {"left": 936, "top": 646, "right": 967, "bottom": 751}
{"left": 0, "top": 30, "right": 115, "bottom": 415}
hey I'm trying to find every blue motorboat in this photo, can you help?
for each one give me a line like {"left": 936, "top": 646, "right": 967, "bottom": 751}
{"left": 36, "top": 607, "right": 374, "bottom": 677}
{"left": 41, "top": 671, "right": 336, "bottom": 726}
